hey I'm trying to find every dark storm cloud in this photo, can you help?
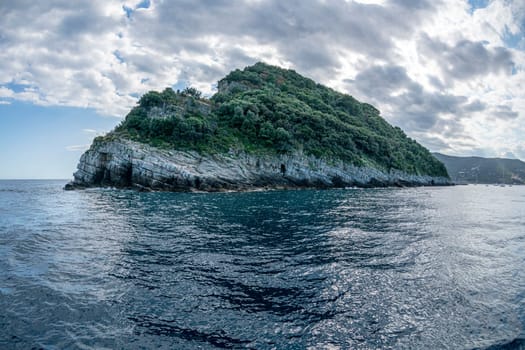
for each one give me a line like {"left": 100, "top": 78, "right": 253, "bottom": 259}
{"left": 346, "top": 64, "right": 481, "bottom": 135}
{"left": 492, "top": 105, "right": 519, "bottom": 119}
{"left": 0, "top": 0, "right": 122, "bottom": 79}
{"left": 1, "top": 0, "right": 443, "bottom": 98}
{"left": 428, "top": 75, "right": 445, "bottom": 90}
{"left": 397, "top": 91, "right": 467, "bottom": 132}
{"left": 1, "top": 1, "right": 118, "bottom": 42}
{"left": 280, "top": 38, "right": 342, "bottom": 76}
{"left": 126, "top": 0, "right": 439, "bottom": 80}
{"left": 58, "top": 12, "right": 116, "bottom": 38}
{"left": 349, "top": 64, "right": 473, "bottom": 127}
{"left": 463, "top": 100, "right": 487, "bottom": 112}
{"left": 391, "top": 0, "right": 438, "bottom": 10}
{"left": 418, "top": 34, "right": 515, "bottom": 81}
{"left": 414, "top": 129, "right": 477, "bottom": 154}
{"left": 414, "top": 134, "right": 451, "bottom": 151}
{"left": 348, "top": 65, "right": 416, "bottom": 97}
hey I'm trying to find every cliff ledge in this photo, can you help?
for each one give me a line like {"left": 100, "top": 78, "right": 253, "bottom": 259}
{"left": 65, "top": 138, "right": 451, "bottom": 191}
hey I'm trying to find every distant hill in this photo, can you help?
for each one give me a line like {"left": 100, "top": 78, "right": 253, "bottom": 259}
{"left": 433, "top": 153, "right": 525, "bottom": 184}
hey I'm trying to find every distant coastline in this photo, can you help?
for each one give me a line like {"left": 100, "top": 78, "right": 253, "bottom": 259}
{"left": 433, "top": 153, "right": 525, "bottom": 185}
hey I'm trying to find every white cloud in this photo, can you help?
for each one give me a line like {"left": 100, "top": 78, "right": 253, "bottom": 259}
{"left": 0, "top": 0, "right": 524, "bottom": 159}
{"left": 65, "top": 144, "right": 90, "bottom": 152}
{"left": 0, "top": 87, "right": 14, "bottom": 98}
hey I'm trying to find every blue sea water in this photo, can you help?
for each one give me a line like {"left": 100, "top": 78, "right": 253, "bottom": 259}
{"left": 0, "top": 180, "right": 524, "bottom": 349}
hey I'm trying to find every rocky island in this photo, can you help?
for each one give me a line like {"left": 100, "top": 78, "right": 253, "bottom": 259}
{"left": 66, "top": 63, "right": 450, "bottom": 191}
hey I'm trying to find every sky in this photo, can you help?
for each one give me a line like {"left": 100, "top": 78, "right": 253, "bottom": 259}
{"left": 0, "top": 0, "right": 524, "bottom": 179}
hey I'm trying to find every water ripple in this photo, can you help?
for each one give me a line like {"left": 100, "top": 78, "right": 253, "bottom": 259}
{"left": 1, "top": 181, "right": 524, "bottom": 349}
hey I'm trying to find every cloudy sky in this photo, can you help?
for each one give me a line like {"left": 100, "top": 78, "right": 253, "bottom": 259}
{"left": 1, "top": 0, "right": 524, "bottom": 178}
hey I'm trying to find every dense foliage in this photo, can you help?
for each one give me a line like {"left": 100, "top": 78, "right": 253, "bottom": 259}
{"left": 113, "top": 62, "right": 448, "bottom": 177}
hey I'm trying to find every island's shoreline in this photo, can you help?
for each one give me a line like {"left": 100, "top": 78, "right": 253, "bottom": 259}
{"left": 65, "top": 183, "right": 455, "bottom": 193}
{"left": 65, "top": 138, "right": 453, "bottom": 192}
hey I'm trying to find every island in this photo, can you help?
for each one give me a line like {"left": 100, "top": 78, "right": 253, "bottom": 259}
{"left": 65, "top": 62, "right": 451, "bottom": 192}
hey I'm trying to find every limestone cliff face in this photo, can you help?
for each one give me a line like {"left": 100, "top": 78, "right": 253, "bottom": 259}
{"left": 65, "top": 138, "right": 451, "bottom": 191}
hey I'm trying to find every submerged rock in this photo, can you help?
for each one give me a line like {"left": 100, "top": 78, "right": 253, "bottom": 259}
{"left": 65, "top": 138, "right": 452, "bottom": 191}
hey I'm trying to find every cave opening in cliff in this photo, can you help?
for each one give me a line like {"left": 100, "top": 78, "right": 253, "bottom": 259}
{"left": 123, "top": 164, "right": 133, "bottom": 187}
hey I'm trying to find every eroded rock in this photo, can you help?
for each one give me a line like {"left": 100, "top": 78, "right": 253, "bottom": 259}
{"left": 65, "top": 138, "right": 452, "bottom": 191}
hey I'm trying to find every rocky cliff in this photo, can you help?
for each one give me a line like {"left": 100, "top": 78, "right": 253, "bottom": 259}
{"left": 65, "top": 137, "right": 451, "bottom": 191}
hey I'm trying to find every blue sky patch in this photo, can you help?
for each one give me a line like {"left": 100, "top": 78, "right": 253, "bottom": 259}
{"left": 136, "top": 0, "right": 151, "bottom": 10}
{"left": 113, "top": 50, "right": 125, "bottom": 63}
{"left": 468, "top": 0, "right": 490, "bottom": 13}
{"left": 0, "top": 102, "right": 119, "bottom": 179}
{"left": 4, "top": 82, "right": 32, "bottom": 93}
{"left": 172, "top": 80, "right": 188, "bottom": 92}
{"left": 502, "top": 28, "right": 524, "bottom": 51}
{"left": 122, "top": 5, "right": 133, "bottom": 18}
{"left": 123, "top": 1, "right": 150, "bottom": 19}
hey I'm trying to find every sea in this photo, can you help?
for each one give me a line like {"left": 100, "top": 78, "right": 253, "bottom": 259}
{"left": 0, "top": 180, "right": 524, "bottom": 349}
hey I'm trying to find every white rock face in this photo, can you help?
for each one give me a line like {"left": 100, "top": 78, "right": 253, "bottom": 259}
{"left": 65, "top": 138, "right": 452, "bottom": 191}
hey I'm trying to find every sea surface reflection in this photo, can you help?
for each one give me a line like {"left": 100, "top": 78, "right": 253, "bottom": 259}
{"left": 1, "top": 181, "right": 524, "bottom": 349}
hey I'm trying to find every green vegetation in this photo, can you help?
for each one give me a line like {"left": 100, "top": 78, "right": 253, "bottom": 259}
{"left": 113, "top": 62, "right": 448, "bottom": 177}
